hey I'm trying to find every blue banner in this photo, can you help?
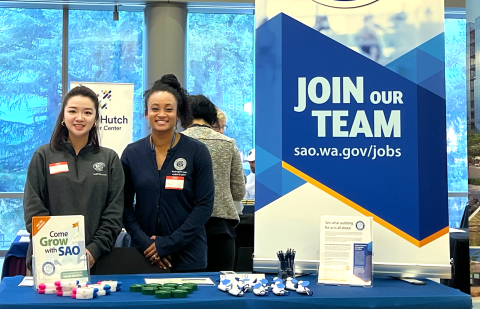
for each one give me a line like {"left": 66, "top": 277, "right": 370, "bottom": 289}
{"left": 255, "top": 0, "right": 449, "bottom": 273}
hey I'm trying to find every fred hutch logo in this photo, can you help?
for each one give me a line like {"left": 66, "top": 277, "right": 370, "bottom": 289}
{"left": 99, "top": 90, "right": 112, "bottom": 109}
{"left": 311, "top": 0, "right": 379, "bottom": 8}
{"left": 95, "top": 89, "right": 129, "bottom": 131}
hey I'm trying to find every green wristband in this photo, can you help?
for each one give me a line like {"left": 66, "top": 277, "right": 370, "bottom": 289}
{"left": 129, "top": 284, "right": 143, "bottom": 292}
{"left": 141, "top": 287, "right": 156, "bottom": 295}
{"left": 155, "top": 290, "right": 172, "bottom": 299}
{"left": 171, "top": 289, "right": 188, "bottom": 298}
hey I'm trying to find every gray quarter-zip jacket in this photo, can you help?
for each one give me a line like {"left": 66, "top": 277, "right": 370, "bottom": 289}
{"left": 23, "top": 141, "right": 124, "bottom": 268}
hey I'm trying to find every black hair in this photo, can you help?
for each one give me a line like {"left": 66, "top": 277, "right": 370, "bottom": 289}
{"left": 188, "top": 95, "right": 218, "bottom": 126}
{"left": 50, "top": 85, "right": 100, "bottom": 152}
{"left": 144, "top": 74, "right": 192, "bottom": 129}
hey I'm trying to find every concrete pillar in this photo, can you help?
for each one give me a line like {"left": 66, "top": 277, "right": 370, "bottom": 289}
{"left": 145, "top": 2, "right": 187, "bottom": 88}
{"left": 144, "top": 3, "right": 188, "bottom": 134}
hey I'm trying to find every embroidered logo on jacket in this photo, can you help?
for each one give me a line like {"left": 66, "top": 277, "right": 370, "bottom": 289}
{"left": 174, "top": 158, "right": 187, "bottom": 171}
{"left": 93, "top": 162, "right": 106, "bottom": 172}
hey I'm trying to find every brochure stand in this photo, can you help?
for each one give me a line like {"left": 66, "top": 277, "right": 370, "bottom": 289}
{"left": 31, "top": 215, "right": 90, "bottom": 290}
{"left": 317, "top": 216, "right": 373, "bottom": 287}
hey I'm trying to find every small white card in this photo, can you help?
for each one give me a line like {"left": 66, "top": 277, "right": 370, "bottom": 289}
{"left": 18, "top": 276, "right": 34, "bottom": 287}
{"left": 19, "top": 236, "right": 30, "bottom": 242}
{"left": 144, "top": 277, "right": 215, "bottom": 285}
{"left": 449, "top": 227, "right": 466, "bottom": 233}
{"left": 17, "top": 230, "right": 29, "bottom": 236}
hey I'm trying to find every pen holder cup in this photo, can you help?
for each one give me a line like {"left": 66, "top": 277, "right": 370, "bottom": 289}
{"left": 277, "top": 261, "right": 295, "bottom": 279}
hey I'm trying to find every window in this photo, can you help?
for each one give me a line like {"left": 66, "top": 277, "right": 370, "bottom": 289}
{"left": 0, "top": 199, "right": 24, "bottom": 247}
{"left": 445, "top": 18, "right": 468, "bottom": 227}
{"left": 0, "top": 8, "right": 144, "bottom": 247}
{"left": 187, "top": 13, "right": 255, "bottom": 171}
{"left": 0, "top": 9, "right": 469, "bottom": 245}
{"left": 0, "top": 8, "right": 63, "bottom": 246}
{"left": 69, "top": 10, "right": 144, "bottom": 141}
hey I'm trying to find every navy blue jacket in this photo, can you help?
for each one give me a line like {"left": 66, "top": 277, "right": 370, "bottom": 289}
{"left": 121, "top": 135, "right": 214, "bottom": 270}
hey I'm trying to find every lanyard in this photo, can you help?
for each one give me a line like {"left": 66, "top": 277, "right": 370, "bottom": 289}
{"left": 150, "top": 132, "right": 176, "bottom": 151}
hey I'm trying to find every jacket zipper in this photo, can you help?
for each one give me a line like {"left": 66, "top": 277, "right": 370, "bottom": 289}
{"left": 75, "top": 155, "right": 79, "bottom": 178}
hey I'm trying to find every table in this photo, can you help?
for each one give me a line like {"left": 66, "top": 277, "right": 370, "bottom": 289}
{"left": 0, "top": 273, "right": 472, "bottom": 309}
{"left": 1, "top": 236, "right": 29, "bottom": 279}
{"left": 242, "top": 204, "right": 254, "bottom": 214}
{"left": 441, "top": 229, "right": 470, "bottom": 294}
{"left": 234, "top": 213, "right": 254, "bottom": 271}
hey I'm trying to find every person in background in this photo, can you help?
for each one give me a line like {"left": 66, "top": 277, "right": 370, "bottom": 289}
{"left": 244, "top": 149, "right": 255, "bottom": 200}
{"left": 355, "top": 14, "right": 382, "bottom": 62}
{"left": 23, "top": 86, "right": 124, "bottom": 270}
{"left": 122, "top": 74, "right": 214, "bottom": 272}
{"left": 213, "top": 107, "right": 244, "bottom": 214}
{"left": 182, "top": 95, "right": 245, "bottom": 271}
{"left": 212, "top": 108, "right": 228, "bottom": 134}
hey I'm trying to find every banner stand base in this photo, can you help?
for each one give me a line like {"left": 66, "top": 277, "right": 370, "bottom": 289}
{"left": 253, "top": 258, "right": 451, "bottom": 279}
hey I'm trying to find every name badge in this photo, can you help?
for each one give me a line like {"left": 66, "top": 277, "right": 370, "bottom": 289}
{"left": 165, "top": 176, "right": 184, "bottom": 190}
{"left": 49, "top": 162, "right": 69, "bottom": 174}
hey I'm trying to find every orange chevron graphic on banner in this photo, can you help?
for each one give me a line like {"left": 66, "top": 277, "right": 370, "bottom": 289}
{"left": 282, "top": 161, "right": 448, "bottom": 247}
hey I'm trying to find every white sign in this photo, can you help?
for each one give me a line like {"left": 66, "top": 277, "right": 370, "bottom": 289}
{"left": 318, "top": 216, "right": 373, "bottom": 286}
{"left": 70, "top": 82, "right": 134, "bottom": 157}
{"left": 144, "top": 278, "right": 216, "bottom": 285}
{"left": 32, "top": 215, "right": 88, "bottom": 289}
{"left": 219, "top": 273, "right": 266, "bottom": 282}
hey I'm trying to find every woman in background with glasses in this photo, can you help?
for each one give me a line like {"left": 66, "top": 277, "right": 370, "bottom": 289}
{"left": 212, "top": 109, "right": 228, "bottom": 134}
{"left": 213, "top": 108, "right": 245, "bottom": 215}
{"left": 182, "top": 95, "right": 245, "bottom": 271}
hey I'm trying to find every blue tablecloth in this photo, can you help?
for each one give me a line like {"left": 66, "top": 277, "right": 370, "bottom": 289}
{"left": 5, "top": 236, "right": 29, "bottom": 257}
{"left": 1, "top": 236, "right": 29, "bottom": 279}
{"left": 0, "top": 273, "right": 472, "bottom": 309}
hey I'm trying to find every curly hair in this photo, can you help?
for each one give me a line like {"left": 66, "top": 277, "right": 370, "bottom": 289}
{"left": 144, "top": 74, "right": 192, "bottom": 129}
